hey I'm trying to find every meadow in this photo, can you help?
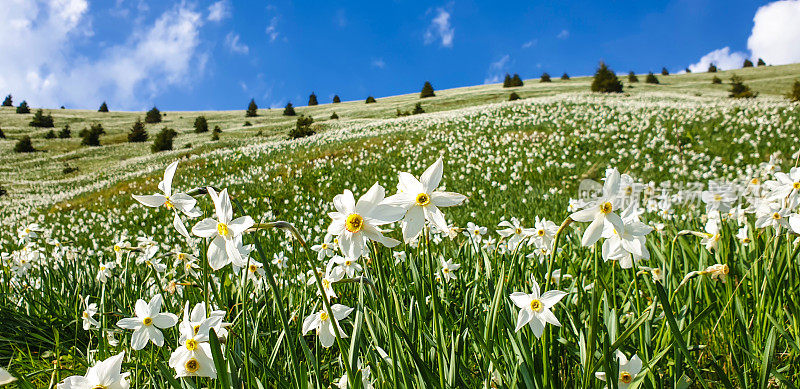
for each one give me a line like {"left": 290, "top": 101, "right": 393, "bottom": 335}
{"left": 1, "top": 65, "right": 800, "bottom": 388}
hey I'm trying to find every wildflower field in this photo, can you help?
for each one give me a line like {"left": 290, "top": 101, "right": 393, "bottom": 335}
{"left": 2, "top": 67, "right": 800, "bottom": 388}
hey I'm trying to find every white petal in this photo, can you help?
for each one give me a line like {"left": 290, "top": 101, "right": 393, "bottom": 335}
{"left": 192, "top": 218, "right": 219, "bottom": 238}
{"left": 132, "top": 194, "right": 166, "bottom": 208}
{"left": 162, "top": 161, "right": 178, "bottom": 198}
{"left": 420, "top": 158, "right": 443, "bottom": 193}
{"left": 430, "top": 191, "right": 466, "bottom": 207}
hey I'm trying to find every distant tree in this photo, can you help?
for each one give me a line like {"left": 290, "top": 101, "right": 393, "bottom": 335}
{"left": 145, "top": 107, "right": 162, "bottom": 123}
{"left": 365, "top": 96, "right": 376, "bottom": 104}
{"left": 16, "top": 100, "right": 30, "bottom": 114}
{"left": 787, "top": 80, "right": 800, "bottom": 102}
{"left": 708, "top": 63, "right": 718, "bottom": 73}
{"left": 661, "top": 67, "right": 669, "bottom": 76}
{"left": 685, "top": 68, "right": 692, "bottom": 73}
{"left": 0, "top": 184, "right": 5, "bottom": 197}
{"left": 288, "top": 115, "right": 315, "bottom": 139}
{"left": 509, "top": 92, "right": 521, "bottom": 101}
{"left": 757, "top": 58, "right": 766, "bottom": 66}
{"left": 540, "top": 73, "right": 551, "bottom": 82}
{"left": 628, "top": 71, "right": 639, "bottom": 83}
{"left": 128, "top": 118, "right": 149, "bottom": 142}
{"left": 151, "top": 127, "right": 177, "bottom": 152}
{"left": 308, "top": 93, "right": 318, "bottom": 106}
{"left": 729, "top": 74, "right": 757, "bottom": 98}
{"left": 333, "top": 95, "right": 341, "bottom": 103}
{"left": 591, "top": 62, "right": 623, "bottom": 93}
{"left": 58, "top": 125, "right": 71, "bottom": 139}
{"left": 645, "top": 72, "right": 660, "bottom": 84}
{"left": 14, "top": 136, "right": 35, "bottom": 153}
{"left": 243, "top": 121, "right": 252, "bottom": 126}
{"left": 412, "top": 102, "right": 425, "bottom": 114}
{"left": 29, "top": 109, "right": 54, "bottom": 127}
{"left": 511, "top": 74, "right": 524, "bottom": 87}
{"left": 711, "top": 76, "right": 722, "bottom": 84}
{"left": 330, "top": 111, "right": 339, "bottom": 119}
{"left": 246, "top": 99, "right": 258, "bottom": 117}
{"left": 80, "top": 124, "right": 105, "bottom": 146}
{"left": 0, "top": 127, "right": 4, "bottom": 138}
{"left": 283, "top": 102, "right": 296, "bottom": 116}
{"left": 420, "top": 81, "right": 435, "bottom": 98}
{"left": 561, "top": 73, "right": 570, "bottom": 80}
{"left": 194, "top": 116, "right": 209, "bottom": 133}
{"left": 743, "top": 59, "right": 754, "bottom": 68}
{"left": 98, "top": 102, "right": 109, "bottom": 112}
{"left": 2, "top": 95, "right": 12, "bottom": 107}
{"left": 44, "top": 130, "right": 56, "bottom": 139}
{"left": 502, "top": 74, "right": 512, "bottom": 88}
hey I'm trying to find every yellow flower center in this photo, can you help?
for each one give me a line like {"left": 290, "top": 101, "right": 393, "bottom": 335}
{"left": 178, "top": 253, "right": 186, "bottom": 260}
{"left": 772, "top": 212, "right": 782, "bottom": 220}
{"left": 714, "top": 194, "right": 722, "bottom": 201}
{"left": 345, "top": 214, "right": 364, "bottom": 233}
{"left": 529, "top": 299, "right": 543, "bottom": 312}
{"left": 515, "top": 227, "right": 522, "bottom": 234}
{"left": 184, "top": 358, "right": 200, "bottom": 373}
{"left": 185, "top": 338, "right": 198, "bottom": 351}
{"left": 92, "top": 385, "right": 108, "bottom": 389}
{"left": 442, "top": 268, "right": 450, "bottom": 274}
{"left": 474, "top": 229, "right": 480, "bottom": 235}
{"left": 321, "top": 243, "right": 328, "bottom": 249}
{"left": 619, "top": 371, "right": 633, "bottom": 384}
{"left": 82, "top": 311, "right": 89, "bottom": 318}
{"left": 193, "top": 325, "right": 201, "bottom": 335}
{"left": 751, "top": 178, "right": 759, "bottom": 185}
{"left": 217, "top": 222, "right": 230, "bottom": 237}
{"left": 143, "top": 317, "right": 153, "bottom": 326}
{"left": 537, "top": 229, "right": 545, "bottom": 236}
{"left": 794, "top": 182, "right": 800, "bottom": 190}
{"left": 320, "top": 311, "right": 329, "bottom": 321}
{"left": 113, "top": 245, "right": 121, "bottom": 252}
{"left": 100, "top": 266, "right": 106, "bottom": 271}
{"left": 344, "top": 260, "right": 352, "bottom": 266}
{"left": 721, "top": 264, "right": 729, "bottom": 274}
{"left": 415, "top": 192, "right": 431, "bottom": 206}
{"left": 249, "top": 264, "right": 258, "bottom": 273}
{"left": 322, "top": 278, "right": 331, "bottom": 289}
{"left": 600, "top": 202, "right": 613, "bottom": 214}
{"left": 24, "top": 228, "right": 31, "bottom": 234}
{"left": 164, "top": 199, "right": 174, "bottom": 209}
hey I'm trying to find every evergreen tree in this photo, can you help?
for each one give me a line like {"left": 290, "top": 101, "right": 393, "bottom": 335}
{"left": 288, "top": 115, "right": 315, "bottom": 139}
{"left": 509, "top": 92, "right": 521, "bottom": 101}
{"left": 98, "top": 102, "right": 109, "bottom": 112}
{"left": 145, "top": 107, "right": 162, "bottom": 123}
{"left": 333, "top": 95, "right": 341, "bottom": 103}
{"left": 561, "top": 73, "right": 570, "bottom": 80}
{"left": 661, "top": 67, "right": 669, "bottom": 76}
{"left": 743, "top": 59, "right": 754, "bottom": 68}
{"left": 44, "top": 130, "right": 56, "bottom": 139}
{"left": 81, "top": 124, "right": 105, "bottom": 146}
{"left": 58, "top": 125, "right": 71, "bottom": 139}
{"left": 16, "top": 100, "right": 30, "bottom": 114}
{"left": 29, "top": 109, "right": 55, "bottom": 127}
{"left": 645, "top": 72, "right": 660, "bottom": 84}
{"left": 330, "top": 111, "right": 339, "bottom": 119}
{"left": 283, "top": 102, "right": 296, "bottom": 116}
{"left": 628, "top": 71, "right": 639, "bottom": 83}
{"left": 708, "top": 63, "right": 717, "bottom": 73}
{"left": 412, "top": 102, "right": 425, "bottom": 114}
{"left": 194, "top": 116, "right": 209, "bottom": 133}
{"left": 14, "top": 136, "right": 35, "bottom": 153}
{"left": 365, "top": 96, "right": 376, "bottom": 104}
{"left": 591, "top": 62, "right": 623, "bottom": 93}
{"left": 151, "top": 127, "right": 177, "bottom": 152}
{"left": 420, "top": 81, "right": 435, "bottom": 98}
{"left": 787, "top": 80, "right": 800, "bottom": 102}
{"left": 502, "top": 74, "right": 512, "bottom": 88}
{"left": 757, "top": 58, "right": 766, "bottom": 66}
{"left": 246, "top": 99, "right": 258, "bottom": 117}
{"left": 511, "top": 74, "right": 524, "bottom": 87}
{"left": 211, "top": 125, "right": 222, "bottom": 141}
{"left": 685, "top": 68, "right": 692, "bottom": 73}
{"left": 308, "top": 93, "right": 318, "bottom": 106}
{"left": 128, "top": 118, "right": 149, "bottom": 142}
{"left": 711, "top": 76, "right": 722, "bottom": 84}
{"left": 0, "top": 127, "right": 4, "bottom": 138}
{"left": 729, "top": 74, "right": 757, "bottom": 98}
{"left": 540, "top": 73, "right": 551, "bottom": 82}
{"left": 2, "top": 95, "right": 11, "bottom": 107}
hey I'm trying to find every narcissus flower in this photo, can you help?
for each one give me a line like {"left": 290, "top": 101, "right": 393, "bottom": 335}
{"left": 169, "top": 317, "right": 220, "bottom": 379}
{"left": 116, "top": 294, "right": 178, "bottom": 350}
{"left": 57, "top": 352, "right": 130, "bottom": 389}
{"left": 302, "top": 304, "right": 354, "bottom": 348}
{"left": 438, "top": 258, "right": 461, "bottom": 283}
{"left": 570, "top": 168, "right": 624, "bottom": 247}
{"left": 191, "top": 187, "right": 255, "bottom": 271}
{"left": 327, "top": 183, "right": 404, "bottom": 259}
{"left": 132, "top": 161, "right": 202, "bottom": 238}
{"left": 81, "top": 296, "right": 99, "bottom": 331}
{"left": 509, "top": 278, "right": 567, "bottom": 338}
{"left": 595, "top": 351, "right": 642, "bottom": 389}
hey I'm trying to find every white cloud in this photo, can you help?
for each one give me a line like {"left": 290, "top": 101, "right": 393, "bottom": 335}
{"left": 207, "top": 0, "right": 230, "bottom": 22}
{"left": 371, "top": 58, "right": 386, "bottom": 69}
{"left": 484, "top": 54, "right": 511, "bottom": 84}
{"left": 266, "top": 16, "right": 279, "bottom": 42}
{"left": 688, "top": 47, "right": 747, "bottom": 72}
{"left": 521, "top": 39, "right": 537, "bottom": 49}
{"left": 0, "top": 0, "right": 205, "bottom": 109}
{"left": 557, "top": 29, "right": 569, "bottom": 39}
{"left": 748, "top": 0, "right": 800, "bottom": 65}
{"left": 424, "top": 7, "right": 454, "bottom": 48}
{"left": 225, "top": 32, "right": 248, "bottom": 54}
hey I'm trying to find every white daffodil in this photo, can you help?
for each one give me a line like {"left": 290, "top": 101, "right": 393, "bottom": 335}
{"left": 639, "top": 266, "right": 664, "bottom": 283}
{"left": 311, "top": 234, "right": 336, "bottom": 261}
{"left": 327, "top": 183, "right": 404, "bottom": 259}
{"left": 169, "top": 318, "right": 219, "bottom": 379}
{"left": 699, "top": 217, "right": 721, "bottom": 253}
{"left": 383, "top": 158, "right": 466, "bottom": 242}
{"left": 765, "top": 167, "right": 800, "bottom": 205}
{"left": 301, "top": 304, "right": 353, "bottom": 348}
{"left": 463, "top": 222, "right": 487, "bottom": 243}
{"left": 132, "top": 161, "right": 202, "bottom": 238}
{"left": 509, "top": 278, "right": 566, "bottom": 338}
{"left": 81, "top": 296, "right": 99, "bottom": 331}
{"left": 183, "top": 302, "right": 229, "bottom": 342}
{"left": 329, "top": 255, "right": 362, "bottom": 278}
{"left": 497, "top": 217, "right": 533, "bottom": 249}
{"left": 191, "top": 187, "right": 255, "bottom": 271}
{"left": 336, "top": 360, "right": 374, "bottom": 389}
{"left": 392, "top": 251, "right": 407, "bottom": 264}
{"left": 272, "top": 252, "right": 289, "bottom": 270}
{"left": 701, "top": 183, "right": 737, "bottom": 214}
{"left": 307, "top": 269, "right": 344, "bottom": 299}
{"left": 736, "top": 225, "right": 751, "bottom": 246}
{"left": 595, "top": 351, "right": 642, "bottom": 389}
{"left": 755, "top": 202, "right": 790, "bottom": 230}
{"left": 97, "top": 261, "right": 115, "bottom": 283}
{"left": 570, "top": 168, "right": 624, "bottom": 247}
{"left": 116, "top": 294, "right": 178, "bottom": 350}
{"left": 601, "top": 212, "right": 652, "bottom": 269}
{"left": 530, "top": 216, "right": 558, "bottom": 250}
{"left": 0, "top": 367, "right": 15, "bottom": 385}
{"left": 57, "top": 352, "right": 129, "bottom": 389}
{"left": 438, "top": 258, "right": 461, "bottom": 283}
{"left": 17, "top": 223, "right": 41, "bottom": 244}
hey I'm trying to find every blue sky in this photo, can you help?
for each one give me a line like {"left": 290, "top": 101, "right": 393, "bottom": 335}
{"left": 2, "top": 0, "right": 799, "bottom": 110}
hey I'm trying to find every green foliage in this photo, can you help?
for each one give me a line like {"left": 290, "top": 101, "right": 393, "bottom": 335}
{"left": 333, "top": 95, "right": 341, "bottom": 103}
{"left": 151, "top": 127, "right": 177, "bottom": 152}
{"left": 412, "top": 102, "right": 425, "bottom": 115}
{"left": 591, "top": 62, "right": 623, "bottom": 93}
{"left": 365, "top": 96, "right": 376, "bottom": 104}
{"left": 0, "top": 184, "right": 5, "bottom": 196}
{"left": 29, "top": 109, "right": 54, "bottom": 127}
{"left": 661, "top": 67, "right": 669, "bottom": 76}
{"left": 308, "top": 93, "right": 318, "bottom": 106}
{"left": 145, "top": 107, "right": 162, "bottom": 123}
{"left": 246, "top": 99, "right": 258, "bottom": 117}
{"left": 194, "top": 116, "right": 209, "bottom": 133}
{"left": 80, "top": 123, "right": 105, "bottom": 146}
{"left": 44, "top": 130, "right": 56, "bottom": 139}
{"left": 14, "top": 136, "right": 35, "bottom": 153}
{"left": 58, "top": 125, "right": 71, "bottom": 139}
{"left": 502, "top": 73, "right": 512, "bottom": 87}
{"left": 98, "top": 102, "right": 109, "bottom": 112}
{"left": 628, "top": 71, "right": 639, "bottom": 83}
{"left": 0, "top": 127, "right": 4, "bottom": 138}
{"left": 283, "top": 102, "right": 296, "bottom": 116}
{"left": 788, "top": 80, "right": 800, "bottom": 102}
{"left": 561, "top": 73, "right": 570, "bottom": 80}
{"left": 330, "top": 111, "right": 339, "bottom": 120}
{"left": 2, "top": 95, "right": 12, "bottom": 107}
{"left": 211, "top": 125, "right": 221, "bottom": 141}
{"left": 743, "top": 59, "right": 754, "bottom": 68}
{"left": 685, "top": 68, "right": 692, "bottom": 73}
{"left": 712, "top": 76, "right": 722, "bottom": 84}
{"left": 127, "top": 118, "right": 149, "bottom": 142}
{"left": 729, "top": 74, "right": 758, "bottom": 98}
{"left": 708, "top": 63, "right": 718, "bottom": 73}
{"left": 540, "top": 73, "right": 551, "bottom": 82}
{"left": 420, "top": 81, "right": 436, "bottom": 98}
{"left": 16, "top": 100, "right": 30, "bottom": 114}
{"left": 511, "top": 74, "right": 523, "bottom": 87}
{"left": 509, "top": 92, "right": 520, "bottom": 101}
{"left": 645, "top": 72, "right": 660, "bottom": 84}
{"left": 757, "top": 58, "right": 766, "bottom": 66}
{"left": 288, "top": 115, "right": 315, "bottom": 139}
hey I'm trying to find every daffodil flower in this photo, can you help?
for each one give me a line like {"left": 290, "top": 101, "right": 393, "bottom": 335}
{"left": 570, "top": 168, "right": 624, "bottom": 246}
{"left": 327, "top": 183, "right": 404, "bottom": 259}
{"left": 191, "top": 187, "right": 255, "bottom": 271}
{"left": 301, "top": 304, "right": 353, "bottom": 348}
{"left": 509, "top": 278, "right": 567, "bottom": 338}
{"left": 439, "top": 258, "right": 461, "bottom": 282}
{"left": 0, "top": 367, "right": 15, "bottom": 385}
{"left": 329, "top": 255, "right": 362, "bottom": 278}
{"left": 183, "top": 302, "right": 228, "bottom": 342}
{"left": 116, "top": 294, "right": 178, "bottom": 350}
{"left": 169, "top": 317, "right": 220, "bottom": 379}
{"left": 57, "top": 352, "right": 129, "bottom": 389}
{"left": 132, "top": 161, "right": 202, "bottom": 238}
{"left": 311, "top": 233, "right": 336, "bottom": 261}
{"left": 595, "top": 351, "right": 642, "bottom": 389}
{"left": 81, "top": 296, "right": 99, "bottom": 331}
